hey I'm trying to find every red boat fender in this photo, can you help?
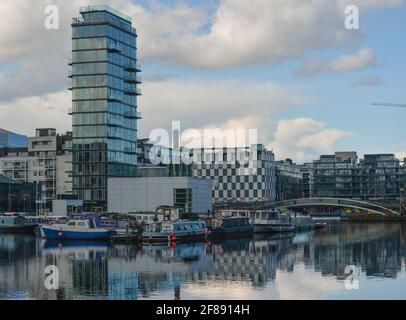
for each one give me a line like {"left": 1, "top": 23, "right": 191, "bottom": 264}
{"left": 169, "top": 232, "right": 177, "bottom": 242}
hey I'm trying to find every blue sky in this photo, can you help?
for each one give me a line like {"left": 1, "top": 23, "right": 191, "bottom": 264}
{"left": 0, "top": 0, "right": 404, "bottom": 163}
{"left": 140, "top": 2, "right": 406, "bottom": 158}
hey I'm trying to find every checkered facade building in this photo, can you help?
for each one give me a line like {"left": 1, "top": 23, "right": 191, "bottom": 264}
{"left": 191, "top": 145, "right": 276, "bottom": 204}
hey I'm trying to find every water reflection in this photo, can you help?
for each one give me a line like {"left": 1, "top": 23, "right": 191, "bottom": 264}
{"left": 0, "top": 222, "right": 405, "bottom": 300}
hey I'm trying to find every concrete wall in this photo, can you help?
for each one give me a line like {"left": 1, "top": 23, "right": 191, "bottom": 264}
{"left": 108, "top": 177, "right": 213, "bottom": 214}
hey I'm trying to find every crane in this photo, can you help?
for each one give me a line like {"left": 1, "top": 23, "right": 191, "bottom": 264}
{"left": 372, "top": 102, "right": 406, "bottom": 108}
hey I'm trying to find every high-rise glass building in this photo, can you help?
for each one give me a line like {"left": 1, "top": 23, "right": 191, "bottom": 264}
{"left": 70, "top": 6, "right": 141, "bottom": 211}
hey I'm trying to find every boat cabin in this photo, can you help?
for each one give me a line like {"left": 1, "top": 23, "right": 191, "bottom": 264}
{"left": 131, "top": 206, "right": 183, "bottom": 225}
{"left": 63, "top": 219, "right": 96, "bottom": 229}
{"left": 250, "top": 210, "right": 291, "bottom": 224}
{"left": 0, "top": 215, "right": 28, "bottom": 227}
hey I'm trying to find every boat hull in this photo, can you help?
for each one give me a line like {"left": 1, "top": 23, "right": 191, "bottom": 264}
{"left": 209, "top": 226, "right": 254, "bottom": 239}
{"left": 40, "top": 226, "right": 112, "bottom": 241}
{"left": 142, "top": 231, "right": 207, "bottom": 244}
{"left": 253, "top": 224, "right": 295, "bottom": 233}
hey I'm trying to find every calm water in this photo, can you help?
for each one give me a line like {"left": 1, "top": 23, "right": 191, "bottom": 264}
{"left": 1, "top": 222, "right": 406, "bottom": 300}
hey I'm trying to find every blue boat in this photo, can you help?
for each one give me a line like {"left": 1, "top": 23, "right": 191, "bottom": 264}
{"left": 141, "top": 220, "right": 208, "bottom": 244}
{"left": 208, "top": 217, "right": 253, "bottom": 239}
{"left": 40, "top": 219, "right": 113, "bottom": 241}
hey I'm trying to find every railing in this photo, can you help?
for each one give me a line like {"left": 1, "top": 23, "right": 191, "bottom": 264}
{"left": 72, "top": 16, "right": 136, "bottom": 34}
{"left": 124, "top": 63, "right": 142, "bottom": 72}
{"left": 123, "top": 87, "right": 142, "bottom": 96}
{"left": 124, "top": 75, "right": 142, "bottom": 83}
{"left": 270, "top": 197, "right": 400, "bottom": 216}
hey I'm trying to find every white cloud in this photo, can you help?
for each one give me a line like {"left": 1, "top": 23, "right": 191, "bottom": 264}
{"left": 269, "top": 118, "right": 351, "bottom": 163}
{"left": 138, "top": 79, "right": 307, "bottom": 137}
{"left": 0, "top": 91, "right": 71, "bottom": 136}
{"left": 396, "top": 152, "right": 406, "bottom": 160}
{"left": 0, "top": 0, "right": 402, "bottom": 103}
{"left": 296, "top": 48, "right": 376, "bottom": 77}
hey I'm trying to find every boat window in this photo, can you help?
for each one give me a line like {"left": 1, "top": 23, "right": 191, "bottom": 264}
{"left": 256, "top": 212, "right": 261, "bottom": 220}
{"left": 78, "top": 221, "right": 86, "bottom": 227}
{"left": 261, "top": 212, "right": 267, "bottom": 220}
{"left": 67, "top": 221, "right": 76, "bottom": 226}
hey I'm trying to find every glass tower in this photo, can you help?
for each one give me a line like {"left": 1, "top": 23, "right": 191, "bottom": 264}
{"left": 70, "top": 6, "right": 141, "bottom": 211}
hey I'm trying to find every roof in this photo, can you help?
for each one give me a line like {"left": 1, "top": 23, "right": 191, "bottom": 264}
{"left": 79, "top": 5, "right": 132, "bottom": 22}
{"left": 0, "top": 174, "right": 20, "bottom": 184}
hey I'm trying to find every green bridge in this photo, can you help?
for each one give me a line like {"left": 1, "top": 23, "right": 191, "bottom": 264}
{"left": 270, "top": 198, "right": 400, "bottom": 216}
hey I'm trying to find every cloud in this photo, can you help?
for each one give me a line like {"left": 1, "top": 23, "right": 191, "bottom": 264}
{"left": 0, "top": 91, "right": 71, "bottom": 136}
{"left": 269, "top": 118, "right": 351, "bottom": 163}
{"left": 351, "top": 75, "right": 382, "bottom": 87}
{"left": 0, "top": 0, "right": 402, "bottom": 102}
{"left": 139, "top": 78, "right": 307, "bottom": 136}
{"left": 130, "top": 0, "right": 401, "bottom": 69}
{"left": 296, "top": 48, "right": 376, "bottom": 77}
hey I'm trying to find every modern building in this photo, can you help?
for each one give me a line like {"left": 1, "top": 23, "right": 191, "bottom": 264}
{"left": 0, "top": 129, "right": 72, "bottom": 212}
{"left": 312, "top": 152, "right": 405, "bottom": 201}
{"left": 0, "top": 174, "right": 36, "bottom": 213}
{"left": 70, "top": 6, "right": 141, "bottom": 212}
{"left": 275, "top": 159, "right": 303, "bottom": 201}
{"left": 189, "top": 145, "right": 276, "bottom": 204}
{"left": 0, "top": 129, "right": 28, "bottom": 148}
{"left": 108, "top": 177, "right": 213, "bottom": 214}
{"left": 299, "top": 164, "right": 314, "bottom": 198}
{"left": 52, "top": 198, "right": 83, "bottom": 217}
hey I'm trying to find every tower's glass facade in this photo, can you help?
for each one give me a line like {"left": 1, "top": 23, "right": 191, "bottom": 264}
{"left": 70, "top": 6, "right": 141, "bottom": 211}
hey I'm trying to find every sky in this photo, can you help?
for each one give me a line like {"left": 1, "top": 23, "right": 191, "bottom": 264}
{"left": 0, "top": 0, "right": 405, "bottom": 163}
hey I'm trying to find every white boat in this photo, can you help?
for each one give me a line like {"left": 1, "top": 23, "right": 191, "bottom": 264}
{"left": 250, "top": 210, "right": 295, "bottom": 233}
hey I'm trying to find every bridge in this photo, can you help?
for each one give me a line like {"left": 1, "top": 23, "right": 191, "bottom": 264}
{"left": 269, "top": 198, "right": 400, "bottom": 216}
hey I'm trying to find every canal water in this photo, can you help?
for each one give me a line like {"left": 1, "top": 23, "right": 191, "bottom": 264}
{"left": 1, "top": 222, "right": 406, "bottom": 300}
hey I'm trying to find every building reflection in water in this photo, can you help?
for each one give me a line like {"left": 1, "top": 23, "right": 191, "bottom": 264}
{"left": 0, "top": 222, "right": 404, "bottom": 300}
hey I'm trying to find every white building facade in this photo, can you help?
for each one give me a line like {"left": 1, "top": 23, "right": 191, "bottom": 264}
{"left": 108, "top": 177, "right": 213, "bottom": 214}
{"left": 0, "top": 129, "right": 73, "bottom": 211}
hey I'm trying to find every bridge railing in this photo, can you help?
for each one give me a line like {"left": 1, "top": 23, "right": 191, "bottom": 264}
{"left": 270, "top": 198, "right": 399, "bottom": 216}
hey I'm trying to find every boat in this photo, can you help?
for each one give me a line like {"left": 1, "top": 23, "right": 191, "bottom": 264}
{"left": 207, "top": 216, "right": 253, "bottom": 239}
{"left": 141, "top": 220, "right": 208, "bottom": 244}
{"left": 40, "top": 219, "right": 113, "bottom": 241}
{"left": 291, "top": 214, "right": 315, "bottom": 231}
{"left": 250, "top": 210, "right": 295, "bottom": 233}
{"left": 0, "top": 215, "right": 37, "bottom": 233}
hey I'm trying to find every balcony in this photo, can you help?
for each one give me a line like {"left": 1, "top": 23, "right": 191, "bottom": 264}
{"left": 68, "top": 70, "right": 73, "bottom": 78}
{"left": 68, "top": 57, "right": 73, "bottom": 66}
{"left": 124, "top": 111, "right": 142, "bottom": 119}
{"left": 124, "top": 63, "right": 142, "bottom": 72}
{"left": 68, "top": 108, "right": 73, "bottom": 115}
{"left": 123, "top": 87, "right": 141, "bottom": 96}
{"left": 124, "top": 75, "right": 142, "bottom": 84}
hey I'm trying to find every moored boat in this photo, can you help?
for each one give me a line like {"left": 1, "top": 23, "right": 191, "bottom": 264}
{"left": 0, "top": 215, "right": 37, "bottom": 233}
{"left": 291, "top": 214, "right": 316, "bottom": 231}
{"left": 207, "top": 216, "right": 253, "bottom": 239}
{"left": 141, "top": 220, "right": 208, "bottom": 244}
{"left": 250, "top": 210, "right": 295, "bottom": 233}
{"left": 40, "top": 219, "right": 113, "bottom": 241}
